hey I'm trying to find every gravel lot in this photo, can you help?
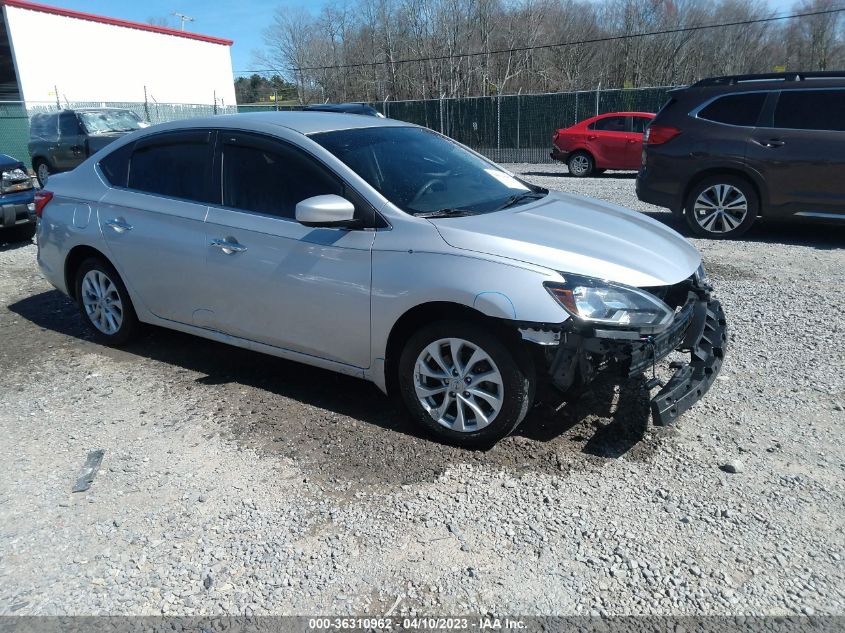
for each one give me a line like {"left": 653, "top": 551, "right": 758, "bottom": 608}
{"left": 1, "top": 163, "right": 843, "bottom": 616}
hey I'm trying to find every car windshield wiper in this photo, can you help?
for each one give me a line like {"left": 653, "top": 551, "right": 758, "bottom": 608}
{"left": 494, "top": 189, "right": 548, "bottom": 211}
{"left": 415, "top": 208, "right": 479, "bottom": 218}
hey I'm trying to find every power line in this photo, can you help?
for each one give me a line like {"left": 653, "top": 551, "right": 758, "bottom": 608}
{"left": 233, "top": 6, "right": 845, "bottom": 75}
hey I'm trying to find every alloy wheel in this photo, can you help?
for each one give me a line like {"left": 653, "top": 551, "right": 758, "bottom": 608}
{"left": 81, "top": 269, "right": 124, "bottom": 335}
{"left": 413, "top": 337, "right": 504, "bottom": 433}
{"left": 37, "top": 163, "right": 49, "bottom": 186}
{"left": 569, "top": 155, "right": 590, "bottom": 176}
{"left": 693, "top": 184, "right": 748, "bottom": 234}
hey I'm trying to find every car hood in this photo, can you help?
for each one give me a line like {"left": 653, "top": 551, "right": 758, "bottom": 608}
{"left": 430, "top": 192, "right": 701, "bottom": 287}
{"left": 0, "top": 153, "right": 24, "bottom": 171}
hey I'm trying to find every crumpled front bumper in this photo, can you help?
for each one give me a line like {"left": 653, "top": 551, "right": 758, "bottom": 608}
{"left": 543, "top": 281, "right": 727, "bottom": 426}
{"left": 649, "top": 296, "right": 727, "bottom": 425}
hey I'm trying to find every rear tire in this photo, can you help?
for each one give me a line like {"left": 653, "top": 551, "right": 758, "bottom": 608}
{"left": 34, "top": 160, "right": 50, "bottom": 188}
{"left": 567, "top": 151, "right": 594, "bottom": 177}
{"left": 684, "top": 175, "right": 758, "bottom": 239}
{"left": 398, "top": 320, "right": 535, "bottom": 448}
{"left": 74, "top": 257, "right": 142, "bottom": 345}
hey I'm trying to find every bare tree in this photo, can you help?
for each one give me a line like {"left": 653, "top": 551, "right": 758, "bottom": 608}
{"left": 254, "top": 0, "right": 845, "bottom": 102}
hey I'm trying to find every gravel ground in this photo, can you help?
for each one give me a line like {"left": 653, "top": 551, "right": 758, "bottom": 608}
{"left": 0, "top": 163, "right": 843, "bottom": 616}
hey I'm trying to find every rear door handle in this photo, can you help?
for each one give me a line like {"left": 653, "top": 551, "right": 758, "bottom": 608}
{"left": 754, "top": 138, "right": 785, "bottom": 148}
{"left": 105, "top": 218, "right": 133, "bottom": 233}
{"left": 210, "top": 238, "right": 247, "bottom": 255}
{"left": 587, "top": 135, "right": 598, "bottom": 141}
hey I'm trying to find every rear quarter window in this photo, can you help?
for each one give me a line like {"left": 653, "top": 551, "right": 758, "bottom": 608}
{"left": 697, "top": 93, "right": 767, "bottom": 126}
{"left": 98, "top": 142, "right": 133, "bottom": 188}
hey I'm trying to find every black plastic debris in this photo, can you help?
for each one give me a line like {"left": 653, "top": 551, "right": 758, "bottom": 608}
{"left": 72, "top": 449, "right": 105, "bottom": 493}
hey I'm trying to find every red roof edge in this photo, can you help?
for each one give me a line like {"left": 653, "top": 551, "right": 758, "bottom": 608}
{"left": 0, "top": 0, "right": 234, "bottom": 46}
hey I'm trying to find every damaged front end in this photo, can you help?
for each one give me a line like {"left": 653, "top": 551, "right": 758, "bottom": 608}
{"left": 519, "top": 272, "right": 727, "bottom": 425}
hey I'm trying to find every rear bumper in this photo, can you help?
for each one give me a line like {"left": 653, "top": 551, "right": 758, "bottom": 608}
{"left": 550, "top": 148, "right": 569, "bottom": 162}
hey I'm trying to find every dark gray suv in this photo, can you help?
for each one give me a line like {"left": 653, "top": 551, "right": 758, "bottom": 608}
{"left": 28, "top": 108, "right": 146, "bottom": 187}
{"left": 637, "top": 72, "right": 845, "bottom": 238}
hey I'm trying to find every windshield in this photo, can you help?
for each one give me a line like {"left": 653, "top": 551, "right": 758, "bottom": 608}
{"left": 310, "top": 126, "right": 545, "bottom": 215}
{"left": 79, "top": 110, "right": 143, "bottom": 134}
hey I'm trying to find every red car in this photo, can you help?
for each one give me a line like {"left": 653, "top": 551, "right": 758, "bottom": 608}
{"left": 551, "top": 111, "right": 655, "bottom": 177}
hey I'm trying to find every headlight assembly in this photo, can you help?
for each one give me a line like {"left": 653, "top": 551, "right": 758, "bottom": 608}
{"left": 544, "top": 274, "right": 673, "bottom": 330}
{"left": 1, "top": 168, "right": 32, "bottom": 193}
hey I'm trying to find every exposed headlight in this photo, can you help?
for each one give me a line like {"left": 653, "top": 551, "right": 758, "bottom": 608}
{"left": 544, "top": 274, "right": 673, "bottom": 330}
{"left": 694, "top": 262, "right": 707, "bottom": 283}
{"left": 1, "top": 168, "right": 33, "bottom": 193}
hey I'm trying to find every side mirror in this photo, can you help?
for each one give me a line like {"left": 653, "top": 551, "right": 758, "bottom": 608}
{"left": 295, "top": 194, "right": 359, "bottom": 228}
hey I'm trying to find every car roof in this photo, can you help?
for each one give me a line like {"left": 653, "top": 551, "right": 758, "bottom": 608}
{"left": 142, "top": 111, "right": 412, "bottom": 135}
{"left": 303, "top": 103, "right": 370, "bottom": 111}
{"left": 590, "top": 111, "right": 655, "bottom": 118}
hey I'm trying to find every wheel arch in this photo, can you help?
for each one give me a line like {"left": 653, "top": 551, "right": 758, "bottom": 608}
{"left": 681, "top": 168, "right": 765, "bottom": 217}
{"left": 382, "top": 301, "right": 524, "bottom": 397}
{"left": 64, "top": 244, "right": 113, "bottom": 301}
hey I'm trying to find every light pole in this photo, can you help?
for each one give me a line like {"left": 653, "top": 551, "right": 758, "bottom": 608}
{"left": 172, "top": 12, "right": 194, "bottom": 31}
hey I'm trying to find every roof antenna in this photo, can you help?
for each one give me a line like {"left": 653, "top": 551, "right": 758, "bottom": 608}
{"left": 172, "top": 12, "right": 194, "bottom": 31}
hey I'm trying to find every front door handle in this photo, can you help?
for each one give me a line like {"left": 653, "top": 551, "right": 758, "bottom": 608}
{"left": 754, "top": 138, "right": 785, "bottom": 148}
{"left": 210, "top": 238, "right": 247, "bottom": 255}
{"left": 105, "top": 218, "right": 133, "bottom": 233}
{"left": 587, "top": 135, "right": 597, "bottom": 141}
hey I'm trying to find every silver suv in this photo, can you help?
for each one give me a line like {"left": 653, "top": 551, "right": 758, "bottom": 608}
{"left": 36, "top": 113, "right": 727, "bottom": 447}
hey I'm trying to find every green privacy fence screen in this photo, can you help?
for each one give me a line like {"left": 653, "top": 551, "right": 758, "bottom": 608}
{"left": 0, "top": 87, "right": 674, "bottom": 168}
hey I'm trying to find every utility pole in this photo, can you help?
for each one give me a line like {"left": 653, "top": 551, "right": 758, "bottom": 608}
{"left": 171, "top": 12, "right": 194, "bottom": 31}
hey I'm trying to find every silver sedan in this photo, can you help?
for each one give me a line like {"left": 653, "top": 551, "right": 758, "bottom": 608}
{"left": 36, "top": 112, "right": 725, "bottom": 446}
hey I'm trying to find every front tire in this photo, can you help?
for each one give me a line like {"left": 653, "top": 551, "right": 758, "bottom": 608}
{"left": 75, "top": 257, "right": 141, "bottom": 345}
{"left": 398, "top": 320, "right": 535, "bottom": 448}
{"left": 567, "top": 151, "right": 594, "bottom": 177}
{"left": 684, "top": 175, "right": 758, "bottom": 239}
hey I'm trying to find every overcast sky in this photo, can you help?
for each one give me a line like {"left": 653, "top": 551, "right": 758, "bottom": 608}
{"left": 40, "top": 0, "right": 802, "bottom": 77}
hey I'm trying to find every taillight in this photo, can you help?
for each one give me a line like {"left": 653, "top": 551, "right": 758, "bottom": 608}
{"left": 644, "top": 125, "right": 681, "bottom": 145}
{"left": 34, "top": 190, "right": 53, "bottom": 218}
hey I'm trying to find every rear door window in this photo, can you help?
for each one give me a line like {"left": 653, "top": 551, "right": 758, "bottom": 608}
{"left": 631, "top": 117, "right": 651, "bottom": 133}
{"left": 128, "top": 130, "right": 215, "bottom": 203}
{"left": 774, "top": 90, "right": 845, "bottom": 131}
{"left": 697, "top": 93, "right": 766, "bottom": 126}
{"left": 589, "top": 116, "right": 629, "bottom": 132}
{"left": 58, "top": 112, "right": 81, "bottom": 137}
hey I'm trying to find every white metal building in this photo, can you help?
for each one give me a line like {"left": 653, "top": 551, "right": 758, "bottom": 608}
{"left": 0, "top": 0, "right": 235, "bottom": 105}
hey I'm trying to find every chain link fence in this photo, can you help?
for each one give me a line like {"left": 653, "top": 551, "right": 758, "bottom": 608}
{"left": 371, "top": 86, "right": 674, "bottom": 162}
{"left": 0, "top": 87, "right": 674, "bottom": 168}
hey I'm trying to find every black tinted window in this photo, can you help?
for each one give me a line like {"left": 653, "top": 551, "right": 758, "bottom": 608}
{"left": 29, "top": 114, "right": 57, "bottom": 141}
{"left": 774, "top": 90, "right": 845, "bottom": 131}
{"left": 129, "top": 131, "right": 213, "bottom": 203}
{"left": 698, "top": 93, "right": 766, "bottom": 126}
{"left": 59, "top": 112, "right": 81, "bottom": 136}
{"left": 632, "top": 117, "right": 651, "bottom": 133}
{"left": 99, "top": 142, "right": 133, "bottom": 187}
{"left": 590, "top": 116, "right": 628, "bottom": 132}
{"left": 222, "top": 135, "right": 342, "bottom": 218}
